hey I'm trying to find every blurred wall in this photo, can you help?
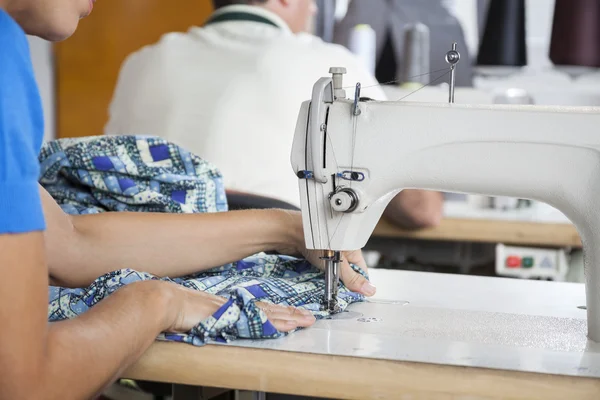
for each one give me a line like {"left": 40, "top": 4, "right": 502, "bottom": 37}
{"left": 525, "top": 0, "right": 556, "bottom": 69}
{"left": 54, "top": 0, "right": 213, "bottom": 139}
{"left": 28, "top": 36, "right": 55, "bottom": 141}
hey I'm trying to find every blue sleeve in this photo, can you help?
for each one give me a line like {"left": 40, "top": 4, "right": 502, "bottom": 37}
{"left": 0, "top": 10, "right": 46, "bottom": 234}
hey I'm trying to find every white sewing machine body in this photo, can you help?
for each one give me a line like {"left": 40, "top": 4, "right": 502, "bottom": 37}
{"left": 290, "top": 70, "right": 600, "bottom": 342}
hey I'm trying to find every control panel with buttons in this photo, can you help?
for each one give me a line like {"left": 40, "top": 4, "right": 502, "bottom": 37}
{"left": 495, "top": 244, "right": 569, "bottom": 281}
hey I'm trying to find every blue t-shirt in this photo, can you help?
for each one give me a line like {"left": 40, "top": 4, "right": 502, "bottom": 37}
{"left": 0, "top": 9, "right": 45, "bottom": 233}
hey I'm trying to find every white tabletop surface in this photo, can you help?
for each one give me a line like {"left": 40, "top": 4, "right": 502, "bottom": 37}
{"left": 219, "top": 269, "right": 600, "bottom": 378}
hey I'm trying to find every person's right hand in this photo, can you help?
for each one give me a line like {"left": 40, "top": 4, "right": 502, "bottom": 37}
{"left": 163, "top": 282, "right": 316, "bottom": 333}
{"left": 275, "top": 210, "right": 376, "bottom": 297}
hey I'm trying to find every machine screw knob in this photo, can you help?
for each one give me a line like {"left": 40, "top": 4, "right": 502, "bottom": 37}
{"left": 330, "top": 188, "right": 359, "bottom": 213}
{"left": 445, "top": 50, "right": 460, "bottom": 65}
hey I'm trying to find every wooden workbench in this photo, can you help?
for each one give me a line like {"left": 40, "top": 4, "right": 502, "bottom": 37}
{"left": 373, "top": 217, "right": 582, "bottom": 248}
{"left": 123, "top": 341, "right": 600, "bottom": 400}
{"left": 123, "top": 270, "right": 600, "bottom": 399}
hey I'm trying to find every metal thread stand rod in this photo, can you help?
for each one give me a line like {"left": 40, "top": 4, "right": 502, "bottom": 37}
{"left": 445, "top": 42, "right": 460, "bottom": 103}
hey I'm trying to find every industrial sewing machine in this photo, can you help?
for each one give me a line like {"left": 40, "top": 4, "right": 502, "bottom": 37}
{"left": 290, "top": 44, "right": 600, "bottom": 343}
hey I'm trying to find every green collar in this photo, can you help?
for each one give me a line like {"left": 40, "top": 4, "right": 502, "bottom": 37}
{"left": 204, "top": 11, "right": 280, "bottom": 29}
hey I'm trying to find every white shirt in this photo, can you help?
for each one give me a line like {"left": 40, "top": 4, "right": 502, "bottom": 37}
{"left": 104, "top": 5, "right": 386, "bottom": 207}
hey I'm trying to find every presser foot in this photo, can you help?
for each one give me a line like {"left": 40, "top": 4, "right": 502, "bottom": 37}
{"left": 321, "top": 299, "right": 342, "bottom": 314}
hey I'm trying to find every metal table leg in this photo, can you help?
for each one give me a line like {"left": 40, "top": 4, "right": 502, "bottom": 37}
{"left": 172, "top": 384, "right": 234, "bottom": 400}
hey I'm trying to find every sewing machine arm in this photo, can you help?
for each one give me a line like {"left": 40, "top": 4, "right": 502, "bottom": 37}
{"left": 291, "top": 73, "right": 600, "bottom": 341}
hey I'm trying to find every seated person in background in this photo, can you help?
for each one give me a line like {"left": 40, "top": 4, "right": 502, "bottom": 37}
{"left": 0, "top": 0, "right": 374, "bottom": 397}
{"left": 104, "top": 0, "right": 444, "bottom": 230}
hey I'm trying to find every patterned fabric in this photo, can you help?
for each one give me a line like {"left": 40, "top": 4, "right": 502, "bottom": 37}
{"left": 40, "top": 135, "right": 365, "bottom": 346}
{"left": 38, "top": 135, "right": 227, "bottom": 215}
{"left": 48, "top": 256, "right": 365, "bottom": 345}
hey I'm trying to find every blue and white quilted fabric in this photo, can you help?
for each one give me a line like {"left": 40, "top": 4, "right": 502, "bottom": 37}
{"left": 40, "top": 136, "right": 365, "bottom": 346}
{"left": 39, "top": 135, "right": 228, "bottom": 214}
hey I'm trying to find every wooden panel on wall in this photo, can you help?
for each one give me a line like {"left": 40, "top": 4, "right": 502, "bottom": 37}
{"left": 55, "top": 0, "right": 213, "bottom": 138}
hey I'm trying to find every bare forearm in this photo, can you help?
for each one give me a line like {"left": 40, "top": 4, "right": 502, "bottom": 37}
{"left": 0, "top": 230, "right": 173, "bottom": 400}
{"left": 41, "top": 281, "right": 171, "bottom": 399}
{"left": 383, "top": 190, "right": 444, "bottom": 230}
{"left": 3, "top": 227, "right": 308, "bottom": 400}
{"left": 63, "top": 209, "right": 299, "bottom": 286}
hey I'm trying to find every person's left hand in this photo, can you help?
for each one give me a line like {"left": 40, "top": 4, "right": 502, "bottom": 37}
{"left": 302, "top": 248, "right": 376, "bottom": 297}
{"left": 276, "top": 211, "right": 376, "bottom": 297}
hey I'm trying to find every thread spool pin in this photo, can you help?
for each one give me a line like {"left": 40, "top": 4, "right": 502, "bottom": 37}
{"left": 445, "top": 42, "right": 460, "bottom": 103}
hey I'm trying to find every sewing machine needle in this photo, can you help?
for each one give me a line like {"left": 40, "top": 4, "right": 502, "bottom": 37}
{"left": 323, "top": 250, "right": 341, "bottom": 313}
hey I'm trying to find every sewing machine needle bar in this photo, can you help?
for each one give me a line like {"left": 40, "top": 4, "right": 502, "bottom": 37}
{"left": 332, "top": 251, "right": 341, "bottom": 302}
{"left": 322, "top": 250, "right": 341, "bottom": 312}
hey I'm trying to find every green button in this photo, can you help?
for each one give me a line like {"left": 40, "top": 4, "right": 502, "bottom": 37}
{"left": 522, "top": 257, "right": 534, "bottom": 268}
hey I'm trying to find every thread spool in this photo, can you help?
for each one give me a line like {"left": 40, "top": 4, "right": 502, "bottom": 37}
{"left": 476, "top": 0, "right": 527, "bottom": 66}
{"left": 550, "top": 0, "right": 600, "bottom": 68}
{"left": 347, "top": 24, "right": 377, "bottom": 75}
{"left": 493, "top": 88, "right": 534, "bottom": 105}
{"left": 399, "top": 23, "right": 431, "bottom": 87}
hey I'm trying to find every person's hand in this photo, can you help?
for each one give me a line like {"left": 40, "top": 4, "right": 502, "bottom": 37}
{"left": 300, "top": 248, "right": 376, "bottom": 297}
{"left": 276, "top": 211, "right": 376, "bottom": 297}
{"left": 163, "top": 282, "right": 316, "bottom": 333}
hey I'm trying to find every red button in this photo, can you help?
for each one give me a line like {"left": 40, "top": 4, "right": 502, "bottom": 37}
{"left": 506, "top": 256, "right": 521, "bottom": 268}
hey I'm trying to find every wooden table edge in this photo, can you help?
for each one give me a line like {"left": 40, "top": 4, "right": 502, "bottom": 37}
{"left": 123, "top": 341, "right": 600, "bottom": 400}
{"left": 372, "top": 217, "right": 582, "bottom": 248}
